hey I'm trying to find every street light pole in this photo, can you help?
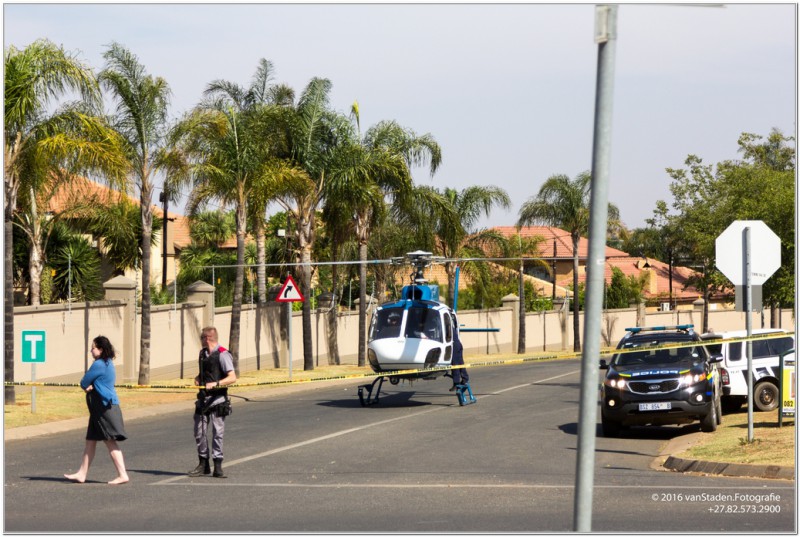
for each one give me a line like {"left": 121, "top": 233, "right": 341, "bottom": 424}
{"left": 574, "top": 4, "right": 617, "bottom": 532}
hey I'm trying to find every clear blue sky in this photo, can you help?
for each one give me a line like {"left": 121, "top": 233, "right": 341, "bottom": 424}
{"left": 4, "top": 2, "right": 796, "bottom": 230}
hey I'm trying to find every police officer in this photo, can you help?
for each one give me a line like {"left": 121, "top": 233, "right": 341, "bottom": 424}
{"left": 188, "top": 326, "right": 237, "bottom": 478}
{"left": 449, "top": 325, "right": 469, "bottom": 391}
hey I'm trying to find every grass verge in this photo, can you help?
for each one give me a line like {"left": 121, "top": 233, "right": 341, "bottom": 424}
{"left": 676, "top": 409, "right": 795, "bottom": 468}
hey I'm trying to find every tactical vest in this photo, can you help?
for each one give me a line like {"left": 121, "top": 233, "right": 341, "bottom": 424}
{"left": 199, "top": 346, "right": 229, "bottom": 396}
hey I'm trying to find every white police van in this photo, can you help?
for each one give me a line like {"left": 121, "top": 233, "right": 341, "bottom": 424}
{"left": 701, "top": 329, "right": 794, "bottom": 413}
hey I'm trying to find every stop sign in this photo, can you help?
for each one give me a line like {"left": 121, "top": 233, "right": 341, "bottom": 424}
{"left": 715, "top": 220, "right": 781, "bottom": 285}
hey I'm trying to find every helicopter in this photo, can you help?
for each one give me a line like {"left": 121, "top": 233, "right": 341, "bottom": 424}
{"left": 358, "top": 250, "right": 477, "bottom": 406}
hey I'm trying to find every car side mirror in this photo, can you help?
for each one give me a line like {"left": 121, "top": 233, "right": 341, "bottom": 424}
{"left": 709, "top": 353, "right": 723, "bottom": 363}
{"left": 599, "top": 359, "right": 608, "bottom": 370}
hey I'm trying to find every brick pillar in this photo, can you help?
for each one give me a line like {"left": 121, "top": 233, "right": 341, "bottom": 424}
{"left": 186, "top": 281, "right": 215, "bottom": 328}
{"left": 501, "top": 293, "right": 520, "bottom": 354}
{"left": 103, "top": 276, "right": 137, "bottom": 381}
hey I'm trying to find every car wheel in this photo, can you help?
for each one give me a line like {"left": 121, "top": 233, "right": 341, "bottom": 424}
{"left": 601, "top": 416, "right": 622, "bottom": 437}
{"left": 700, "top": 399, "right": 718, "bottom": 433}
{"left": 754, "top": 381, "right": 779, "bottom": 412}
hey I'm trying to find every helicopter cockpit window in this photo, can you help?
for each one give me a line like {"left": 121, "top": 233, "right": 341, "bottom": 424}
{"left": 372, "top": 309, "right": 403, "bottom": 340}
{"left": 405, "top": 307, "right": 442, "bottom": 342}
{"left": 444, "top": 312, "right": 453, "bottom": 343}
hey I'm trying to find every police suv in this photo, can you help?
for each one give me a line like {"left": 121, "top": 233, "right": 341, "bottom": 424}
{"left": 599, "top": 324, "right": 722, "bottom": 437}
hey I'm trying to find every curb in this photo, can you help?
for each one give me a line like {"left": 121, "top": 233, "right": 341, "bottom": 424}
{"left": 652, "top": 430, "right": 795, "bottom": 481}
{"left": 663, "top": 455, "right": 795, "bottom": 480}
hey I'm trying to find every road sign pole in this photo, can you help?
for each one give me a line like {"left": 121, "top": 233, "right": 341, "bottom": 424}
{"left": 745, "top": 227, "right": 754, "bottom": 442}
{"left": 31, "top": 363, "right": 36, "bottom": 414}
{"left": 287, "top": 302, "right": 292, "bottom": 381}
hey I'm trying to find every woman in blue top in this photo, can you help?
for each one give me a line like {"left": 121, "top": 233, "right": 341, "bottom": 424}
{"left": 64, "top": 336, "right": 129, "bottom": 485}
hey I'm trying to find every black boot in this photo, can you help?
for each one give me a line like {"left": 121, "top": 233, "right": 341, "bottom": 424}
{"left": 188, "top": 457, "right": 210, "bottom": 477}
{"left": 213, "top": 458, "right": 227, "bottom": 478}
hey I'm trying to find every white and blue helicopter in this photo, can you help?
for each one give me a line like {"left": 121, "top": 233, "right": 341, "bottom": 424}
{"left": 358, "top": 251, "right": 478, "bottom": 406}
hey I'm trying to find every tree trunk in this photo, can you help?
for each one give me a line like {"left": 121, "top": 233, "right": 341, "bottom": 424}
{"left": 228, "top": 222, "right": 245, "bottom": 376}
{"left": 28, "top": 239, "right": 44, "bottom": 307}
{"left": 445, "top": 262, "right": 456, "bottom": 308}
{"left": 4, "top": 137, "right": 21, "bottom": 402}
{"left": 4, "top": 185, "right": 17, "bottom": 403}
{"left": 254, "top": 221, "right": 266, "bottom": 370}
{"left": 572, "top": 234, "right": 581, "bottom": 352}
{"left": 327, "top": 241, "right": 341, "bottom": 365}
{"left": 27, "top": 185, "right": 44, "bottom": 306}
{"left": 256, "top": 222, "right": 266, "bottom": 304}
{"left": 137, "top": 185, "right": 153, "bottom": 385}
{"left": 298, "top": 212, "right": 314, "bottom": 370}
{"left": 358, "top": 241, "right": 368, "bottom": 367}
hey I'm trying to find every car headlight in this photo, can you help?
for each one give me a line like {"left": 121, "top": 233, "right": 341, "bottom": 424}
{"left": 605, "top": 377, "right": 626, "bottom": 389}
{"left": 681, "top": 373, "right": 704, "bottom": 386}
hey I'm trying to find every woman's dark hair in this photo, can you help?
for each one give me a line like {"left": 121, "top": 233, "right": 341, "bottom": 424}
{"left": 92, "top": 336, "right": 116, "bottom": 361}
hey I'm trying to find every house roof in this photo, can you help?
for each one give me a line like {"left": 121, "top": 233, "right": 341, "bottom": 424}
{"left": 491, "top": 226, "right": 703, "bottom": 303}
{"left": 47, "top": 176, "right": 235, "bottom": 250}
{"left": 492, "top": 225, "right": 630, "bottom": 259}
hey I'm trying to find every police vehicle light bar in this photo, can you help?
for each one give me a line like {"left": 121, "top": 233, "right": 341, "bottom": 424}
{"left": 625, "top": 324, "right": 694, "bottom": 333}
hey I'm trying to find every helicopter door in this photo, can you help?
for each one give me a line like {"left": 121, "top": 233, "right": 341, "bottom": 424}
{"left": 443, "top": 312, "right": 453, "bottom": 361}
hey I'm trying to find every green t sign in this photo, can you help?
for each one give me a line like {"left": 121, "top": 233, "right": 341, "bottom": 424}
{"left": 21, "top": 330, "right": 46, "bottom": 363}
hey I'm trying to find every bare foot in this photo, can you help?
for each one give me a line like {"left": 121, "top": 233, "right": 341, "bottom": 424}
{"left": 108, "top": 476, "right": 129, "bottom": 485}
{"left": 64, "top": 473, "right": 86, "bottom": 483}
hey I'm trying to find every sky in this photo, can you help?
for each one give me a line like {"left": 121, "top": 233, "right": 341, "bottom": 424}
{"left": 3, "top": 2, "right": 796, "bottom": 231}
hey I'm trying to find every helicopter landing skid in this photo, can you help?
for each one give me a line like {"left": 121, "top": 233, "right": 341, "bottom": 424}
{"left": 455, "top": 383, "right": 477, "bottom": 406}
{"left": 358, "top": 376, "right": 387, "bottom": 406}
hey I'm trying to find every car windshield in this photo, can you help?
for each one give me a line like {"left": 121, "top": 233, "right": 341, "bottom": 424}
{"left": 614, "top": 336, "right": 704, "bottom": 366}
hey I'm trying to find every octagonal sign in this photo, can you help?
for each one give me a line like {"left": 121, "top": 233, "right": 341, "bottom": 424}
{"left": 715, "top": 220, "right": 781, "bottom": 286}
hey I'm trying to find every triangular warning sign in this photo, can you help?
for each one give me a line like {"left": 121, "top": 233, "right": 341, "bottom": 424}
{"left": 276, "top": 275, "right": 304, "bottom": 302}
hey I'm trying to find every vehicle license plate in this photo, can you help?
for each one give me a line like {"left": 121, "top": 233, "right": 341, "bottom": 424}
{"left": 639, "top": 402, "right": 671, "bottom": 411}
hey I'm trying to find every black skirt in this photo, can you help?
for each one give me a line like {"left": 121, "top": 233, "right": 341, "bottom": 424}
{"left": 85, "top": 391, "right": 127, "bottom": 442}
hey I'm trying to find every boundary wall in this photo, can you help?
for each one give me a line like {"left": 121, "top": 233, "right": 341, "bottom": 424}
{"left": 10, "top": 278, "right": 795, "bottom": 383}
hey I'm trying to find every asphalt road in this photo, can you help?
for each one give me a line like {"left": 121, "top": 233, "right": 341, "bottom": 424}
{"left": 4, "top": 358, "right": 795, "bottom": 532}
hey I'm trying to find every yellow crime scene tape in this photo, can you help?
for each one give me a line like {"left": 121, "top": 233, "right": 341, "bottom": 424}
{"left": 4, "top": 331, "right": 792, "bottom": 390}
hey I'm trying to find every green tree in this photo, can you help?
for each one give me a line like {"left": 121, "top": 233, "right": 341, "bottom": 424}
{"left": 99, "top": 42, "right": 172, "bottom": 384}
{"left": 605, "top": 267, "right": 647, "bottom": 309}
{"left": 517, "top": 171, "right": 620, "bottom": 352}
{"left": 5, "top": 39, "right": 126, "bottom": 402}
{"left": 83, "top": 196, "right": 161, "bottom": 275}
{"left": 330, "top": 104, "right": 442, "bottom": 367}
{"left": 663, "top": 129, "right": 794, "bottom": 329}
{"left": 268, "top": 77, "right": 344, "bottom": 371}
{"left": 430, "top": 186, "right": 511, "bottom": 309}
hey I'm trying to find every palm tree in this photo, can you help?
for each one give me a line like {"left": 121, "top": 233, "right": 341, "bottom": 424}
{"left": 517, "top": 171, "right": 620, "bottom": 352}
{"left": 329, "top": 106, "right": 442, "bottom": 366}
{"left": 428, "top": 186, "right": 511, "bottom": 308}
{"left": 168, "top": 63, "right": 293, "bottom": 373}
{"left": 504, "top": 232, "right": 547, "bottom": 353}
{"left": 5, "top": 39, "right": 126, "bottom": 402}
{"left": 268, "top": 77, "right": 341, "bottom": 371}
{"left": 99, "top": 42, "right": 172, "bottom": 384}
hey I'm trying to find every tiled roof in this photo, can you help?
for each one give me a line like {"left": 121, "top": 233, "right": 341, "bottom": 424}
{"left": 47, "top": 176, "right": 229, "bottom": 250}
{"left": 492, "top": 225, "right": 629, "bottom": 259}
{"left": 492, "top": 226, "right": 703, "bottom": 303}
